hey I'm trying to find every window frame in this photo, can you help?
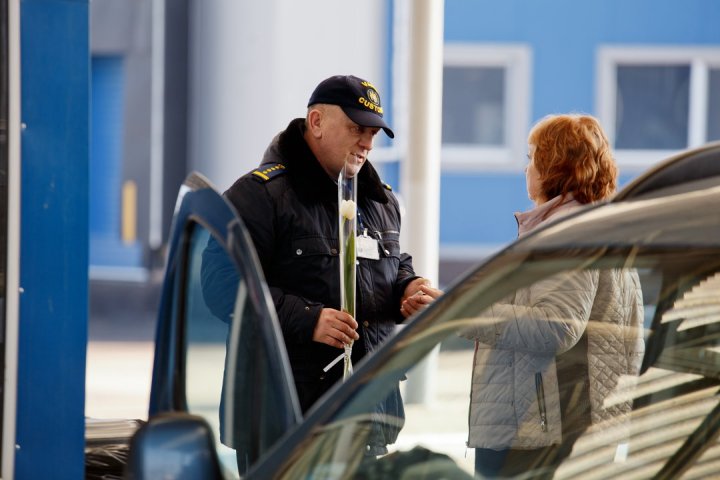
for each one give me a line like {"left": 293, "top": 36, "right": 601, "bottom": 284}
{"left": 597, "top": 46, "right": 720, "bottom": 171}
{"left": 441, "top": 43, "right": 531, "bottom": 172}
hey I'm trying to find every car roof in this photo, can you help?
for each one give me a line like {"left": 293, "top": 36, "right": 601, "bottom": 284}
{"left": 512, "top": 184, "right": 720, "bottom": 252}
{"left": 613, "top": 141, "right": 720, "bottom": 201}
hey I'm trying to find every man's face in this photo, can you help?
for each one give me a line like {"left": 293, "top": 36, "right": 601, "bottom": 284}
{"left": 312, "top": 105, "right": 380, "bottom": 179}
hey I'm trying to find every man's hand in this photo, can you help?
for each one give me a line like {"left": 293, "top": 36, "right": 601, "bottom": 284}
{"left": 400, "top": 278, "right": 443, "bottom": 318}
{"left": 313, "top": 308, "right": 360, "bottom": 348}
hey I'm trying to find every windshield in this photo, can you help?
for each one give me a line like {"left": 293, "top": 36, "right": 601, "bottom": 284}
{"left": 272, "top": 238, "right": 720, "bottom": 479}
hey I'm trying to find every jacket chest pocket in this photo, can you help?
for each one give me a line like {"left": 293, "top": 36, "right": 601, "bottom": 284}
{"left": 282, "top": 236, "right": 340, "bottom": 305}
{"left": 291, "top": 236, "right": 338, "bottom": 259}
{"left": 377, "top": 231, "right": 400, "bottom": 259}
{"left": 289, "top": 232, "right": 398, "bottom": 264}
{"left": 286, "top": 236, "right": 338, "bottom": 295}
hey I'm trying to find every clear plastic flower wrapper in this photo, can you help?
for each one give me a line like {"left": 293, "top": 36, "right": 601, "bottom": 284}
{"left": 338, "top": 164, "right": 357, "bottom": 380}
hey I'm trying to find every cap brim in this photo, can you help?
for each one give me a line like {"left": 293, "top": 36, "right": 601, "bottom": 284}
{"left": 342, "top": 107, "right": 395, "bottom": 139}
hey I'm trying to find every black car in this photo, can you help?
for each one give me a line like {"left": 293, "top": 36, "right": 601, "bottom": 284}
{"left": 115, "top": 142, "right": 720, "bottom": 479}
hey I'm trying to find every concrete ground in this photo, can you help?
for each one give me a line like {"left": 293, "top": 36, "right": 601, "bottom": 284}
{"left": 84, "top": 273, "right": 479, "bottom": 476}
{"left": 85, "top": 257, "right": 479, "bottom": 420}
{"left": 85, "top": 341, "right": 154, "bottom": 419}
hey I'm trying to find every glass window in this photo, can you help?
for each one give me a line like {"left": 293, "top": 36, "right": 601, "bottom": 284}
{"left": 615, "top": 65, "right": 690, "bottom": 150}
{"left": 183, "top": 225, "right": 240, "bottom": 477}
{"left": 598, "top": 47, "right": 720, "bottom": 168}
{"left": 442, "top": 66, "right": 505, "bottom": 146}
{"left": 273, "top": 238, "right": 720, "bottom": 478}
{"left": 440, "top": 44, "right": 530, "bottom": 169}
{"left": 182, "top": 220, "right": 299, "bottom": 477}
{"left": 234, "top": 148, "right": 720, "bottom": 478}
{"left": 707, "top": 69, "right": 720, "bottom": 142}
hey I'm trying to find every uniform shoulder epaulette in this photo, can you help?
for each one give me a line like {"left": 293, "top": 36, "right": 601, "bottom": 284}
{"left": 251, "top": 163, "right": 286, "bottom": 182}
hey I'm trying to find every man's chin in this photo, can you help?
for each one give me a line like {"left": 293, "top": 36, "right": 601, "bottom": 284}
{"left": 344, "top": 164, "right": 364, "bottom": 178}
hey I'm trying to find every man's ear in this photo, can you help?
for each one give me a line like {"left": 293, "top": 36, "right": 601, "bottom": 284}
{"left": 307, "top": 108, "right": 323, "bottom": 138}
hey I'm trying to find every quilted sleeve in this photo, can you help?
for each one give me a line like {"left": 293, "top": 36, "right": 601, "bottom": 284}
{"left": 464, "top": 269, "right": 599, "bottom": 355}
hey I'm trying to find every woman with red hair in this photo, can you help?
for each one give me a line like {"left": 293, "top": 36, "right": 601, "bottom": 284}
{"left": 463, "top": 114, "right": 644, "bottom": 478}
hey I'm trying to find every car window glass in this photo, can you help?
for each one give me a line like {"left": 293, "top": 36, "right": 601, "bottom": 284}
{"left": 275, "top": 246, "right": 720, "bottom": 479}
{"left": 183, "top": 221, "right": 300, "bottom": 478}
{"left": 183, "top": 225, "right": 241, "bottom": 478}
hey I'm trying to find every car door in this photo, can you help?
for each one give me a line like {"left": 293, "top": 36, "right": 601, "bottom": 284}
{"left": 126, "top": 173, "right": 302, "bottom": 479}
{"left": 247, "top": 146, "right": 720, "bottom": 479}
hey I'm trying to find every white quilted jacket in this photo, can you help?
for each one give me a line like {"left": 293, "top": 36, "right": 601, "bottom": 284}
{"left": 463, "top": 196, "right": 645, "bottom": 450}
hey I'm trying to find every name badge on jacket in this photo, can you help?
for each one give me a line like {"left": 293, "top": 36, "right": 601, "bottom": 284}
{"left": 357, "top": 231, "right": 380, "bottom": 260}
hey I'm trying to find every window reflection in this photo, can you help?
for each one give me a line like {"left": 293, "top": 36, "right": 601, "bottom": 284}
{"left": 277, "top": 248, "right": 720, "bottom": 479}
{"left": 707, "top": 69, "right": 720, "bottom": 142}
{"left": 442, "top": 66, "right": 505, "bottom": 146}
{"left": 615, "top": 65, "right": 690, "bottom": 150}
{"left": 183, "top": 225, "right": 240, "bottom": 477}
{"left": 185, "top": 221, "right": 299, "bottom": 477}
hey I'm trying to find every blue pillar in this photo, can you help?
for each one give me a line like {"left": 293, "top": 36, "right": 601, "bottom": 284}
{"left": 17, "top": 0, "right": 88, "bottom": 478}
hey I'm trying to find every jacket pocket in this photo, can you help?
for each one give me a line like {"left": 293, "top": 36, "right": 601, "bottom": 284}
{"left": 376, "top": 230, "right": 400, "bottom": 259}
{"left": 286, "top": 236, "right": 339, "bottom": 302}
{"left": 290, "top": 235, "right": 337, "bottom": 258}
{"left": 535, "top": 372, "right": 548, "bottom": 432}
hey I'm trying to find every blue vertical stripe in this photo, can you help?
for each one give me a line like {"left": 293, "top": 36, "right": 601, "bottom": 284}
{"left": 18, "top": 0, "right": 88, "bottom": 478}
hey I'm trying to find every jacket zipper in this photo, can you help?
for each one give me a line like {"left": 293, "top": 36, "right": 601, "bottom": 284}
{"left": 535, "top": 372, "right": 548, "bottom": 432}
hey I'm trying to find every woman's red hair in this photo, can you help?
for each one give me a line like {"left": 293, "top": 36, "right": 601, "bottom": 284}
{"left": 528, "top": 114, "right": 617, "bottom": 204}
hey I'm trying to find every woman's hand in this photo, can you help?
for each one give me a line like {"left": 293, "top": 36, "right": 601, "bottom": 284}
{"left": 400, "top": 279, "right": 443, "bottom": 318}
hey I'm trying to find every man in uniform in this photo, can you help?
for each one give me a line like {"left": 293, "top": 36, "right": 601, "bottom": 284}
{"left": 224, "top": 75, "right": 441, "bottom": 419}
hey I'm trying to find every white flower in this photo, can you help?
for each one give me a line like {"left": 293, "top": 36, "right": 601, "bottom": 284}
{"left": 340, "top": 199, "right": 356, "bottom": 220}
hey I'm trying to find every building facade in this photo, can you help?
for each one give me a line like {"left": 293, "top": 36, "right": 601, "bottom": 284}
{"left": 90, "top": 0, "right": 720, "bottom": 285}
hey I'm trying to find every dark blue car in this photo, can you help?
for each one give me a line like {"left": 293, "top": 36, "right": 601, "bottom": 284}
{"left": 120, "top": 142, "right": 720, "bottom": 479}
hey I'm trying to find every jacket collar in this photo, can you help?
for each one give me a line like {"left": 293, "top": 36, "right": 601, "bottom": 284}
{"left": 264, "top": 118, "right": 389, "bottom": 204}
{"left": 514, "top": 194, "right": 582, "bottom": 237}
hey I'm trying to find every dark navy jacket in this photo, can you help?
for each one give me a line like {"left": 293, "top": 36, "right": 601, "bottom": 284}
{"left": 224, "top": 118, "right": 417, "bottom": 412}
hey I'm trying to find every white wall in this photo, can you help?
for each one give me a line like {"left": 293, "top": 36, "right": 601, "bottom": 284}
{"left": 188, "top": 0, "right": 388, "bottom": 190}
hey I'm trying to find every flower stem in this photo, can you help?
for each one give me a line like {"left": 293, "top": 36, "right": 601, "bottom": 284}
{"left": 338, "top": 165, "right": 357, "bottom": 381}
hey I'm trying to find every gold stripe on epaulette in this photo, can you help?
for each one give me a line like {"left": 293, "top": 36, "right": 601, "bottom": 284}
{"left": 252, "top": 163, "right": 285, "bottom": 182}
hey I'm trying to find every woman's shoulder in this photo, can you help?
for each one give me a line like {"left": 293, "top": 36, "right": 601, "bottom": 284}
{"left": 517, "top": 195, "right": 584, "bottom": 236}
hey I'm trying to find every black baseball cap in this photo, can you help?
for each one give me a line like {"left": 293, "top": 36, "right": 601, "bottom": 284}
{"left": 307, "top": 75, "right": 395, "bottom": 138}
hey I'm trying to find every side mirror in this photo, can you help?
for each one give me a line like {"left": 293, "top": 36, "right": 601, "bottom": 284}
{"left": 125, "top": 413, "right": 223, "bottom": 480}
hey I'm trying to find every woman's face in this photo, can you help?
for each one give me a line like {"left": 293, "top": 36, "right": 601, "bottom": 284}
{"left": 526, "top": 146, "right": 545, "bottom": 205}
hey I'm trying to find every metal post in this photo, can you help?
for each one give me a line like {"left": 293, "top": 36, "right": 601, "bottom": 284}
{"left": 400, "top": 0, "right": 445, "bottom": 405}
{"left": 3, "top": 0, "right": 21, "bottom": 475}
